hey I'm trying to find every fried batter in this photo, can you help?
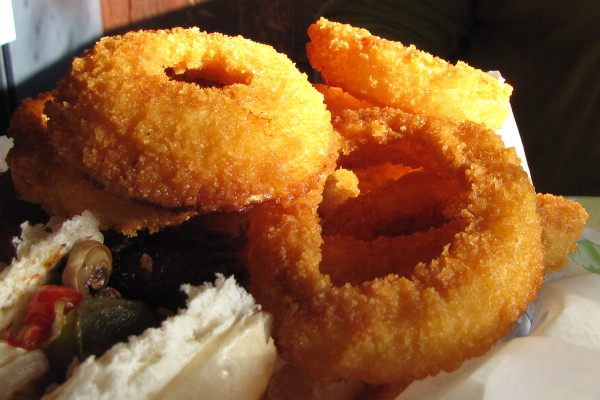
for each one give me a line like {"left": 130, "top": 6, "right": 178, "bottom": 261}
{"left": 318, "top": 80, "right": 586, "bottom": 276}
{"left": 46, "top": 28, "right": 338, "bottom": 211}
{"left": 319, "top": 168, "right": 360, "bottom": 217}
{"left": 320, "top": 169, "right": 467, "bottom": 240}
{"left": 537, "top": 193, "right": 589, "bottom": 274}
{"left": 7, "top": 93, "right": 199, "bottom": 236}
{"left": 245, "top": 107, "right": 544, "bottom": 383}
{"left": 308, "top": 18, "right": 513, "bottom": 130}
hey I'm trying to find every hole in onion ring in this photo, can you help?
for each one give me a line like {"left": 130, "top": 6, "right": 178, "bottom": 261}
{"left": 320, "top": 167, "right": 467, "bottom": 240}
{"left": 318, "top": 141, "right": 471, "bottom": 286}
{"left": 164, "top": 65, "right": 250, "bottom": 88}
{"left": 320, "top": 218, "right": 466, "bottom": 286}
{"left": 353, "top": 162, "right": 418, "bottom": 194}
{"left": 319, "top": 170, "right": 468, "bottom": 285}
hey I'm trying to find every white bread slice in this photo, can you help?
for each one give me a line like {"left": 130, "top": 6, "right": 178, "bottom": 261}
{"left": 0, "top": 211, "right": 102, "bottom": 332}
{"left": 0, "top": 342, "right": 48, "bottom": 400}
{"left": 43, "top": 275, "right": 277, "bottom": 400}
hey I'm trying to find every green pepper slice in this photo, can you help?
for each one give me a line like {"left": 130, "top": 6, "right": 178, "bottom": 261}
{"left": 46, "top": 297, "right": 162, "bottom": 379}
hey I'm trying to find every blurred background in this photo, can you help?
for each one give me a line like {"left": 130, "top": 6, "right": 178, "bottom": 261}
{"left": 1, "top": 0, "right": 329, "bottom": 132}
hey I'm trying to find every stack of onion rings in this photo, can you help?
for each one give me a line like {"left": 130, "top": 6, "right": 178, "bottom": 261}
{"left": 4, "top": 19, "right": 588, "bottom": 395}
{"left": 243, "top": 18, "right": 584, "bottom": 387}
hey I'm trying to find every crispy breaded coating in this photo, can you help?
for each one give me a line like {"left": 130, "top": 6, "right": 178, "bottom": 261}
{"left": 45, "top": 28, "right": 338, "bottom": 211}
{"left": 307, "top": 18, "right": 513, "bottom": 130}
{"left": 319, "top": 168, "right": 361, "bottom": 217}
{"left": 537, "top": 193, "right": 589, "bottom": 274}
{"left": 7, "top": 93, "right": 199, "bottom": 236}
{"left": 245, "top": 106, "right": 544, "bottom": 383}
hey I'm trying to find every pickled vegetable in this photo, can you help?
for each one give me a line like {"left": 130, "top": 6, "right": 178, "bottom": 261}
{"left": 45, "top": 297, "right": 161, "bottom": 378}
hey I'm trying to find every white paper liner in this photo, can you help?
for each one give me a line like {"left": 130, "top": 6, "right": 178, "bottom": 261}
{"left": 397, "top": 271, "right": 600, "bottom": 400}
{"left": 487, "top": 71, "right": 530, "bottom": 177}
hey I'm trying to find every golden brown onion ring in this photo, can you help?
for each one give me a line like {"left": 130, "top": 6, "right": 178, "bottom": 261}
{"left": 7, "top": 93, "right": 198, "bottom": 236}
{"left": 244, "top": 107, "right": 544, "bottom": 384}
{"left": 308, "top": 18, "right": 513, "bottom": 130}
{"left": 317, "top": 82, "right": 587, "bottom": 277}
{"left": 46, "top": 28, "right": 338, "bottom": 211}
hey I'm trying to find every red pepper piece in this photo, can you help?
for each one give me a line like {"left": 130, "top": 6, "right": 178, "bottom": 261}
{"left": 6, "top": 285, "right": 83, "bottom": 350}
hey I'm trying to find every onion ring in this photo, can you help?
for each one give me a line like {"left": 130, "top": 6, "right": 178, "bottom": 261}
{"left": 308, "top": 18, "right": 513, "bottom": 130}
{"left": 45, "top": 27, "right": 338, "bottom": 210}
{"left": 7, "top": 93, "right": 199, "bottom": 236}
{"left": 244, "top": 106, "right": 544, "bottom": 383}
